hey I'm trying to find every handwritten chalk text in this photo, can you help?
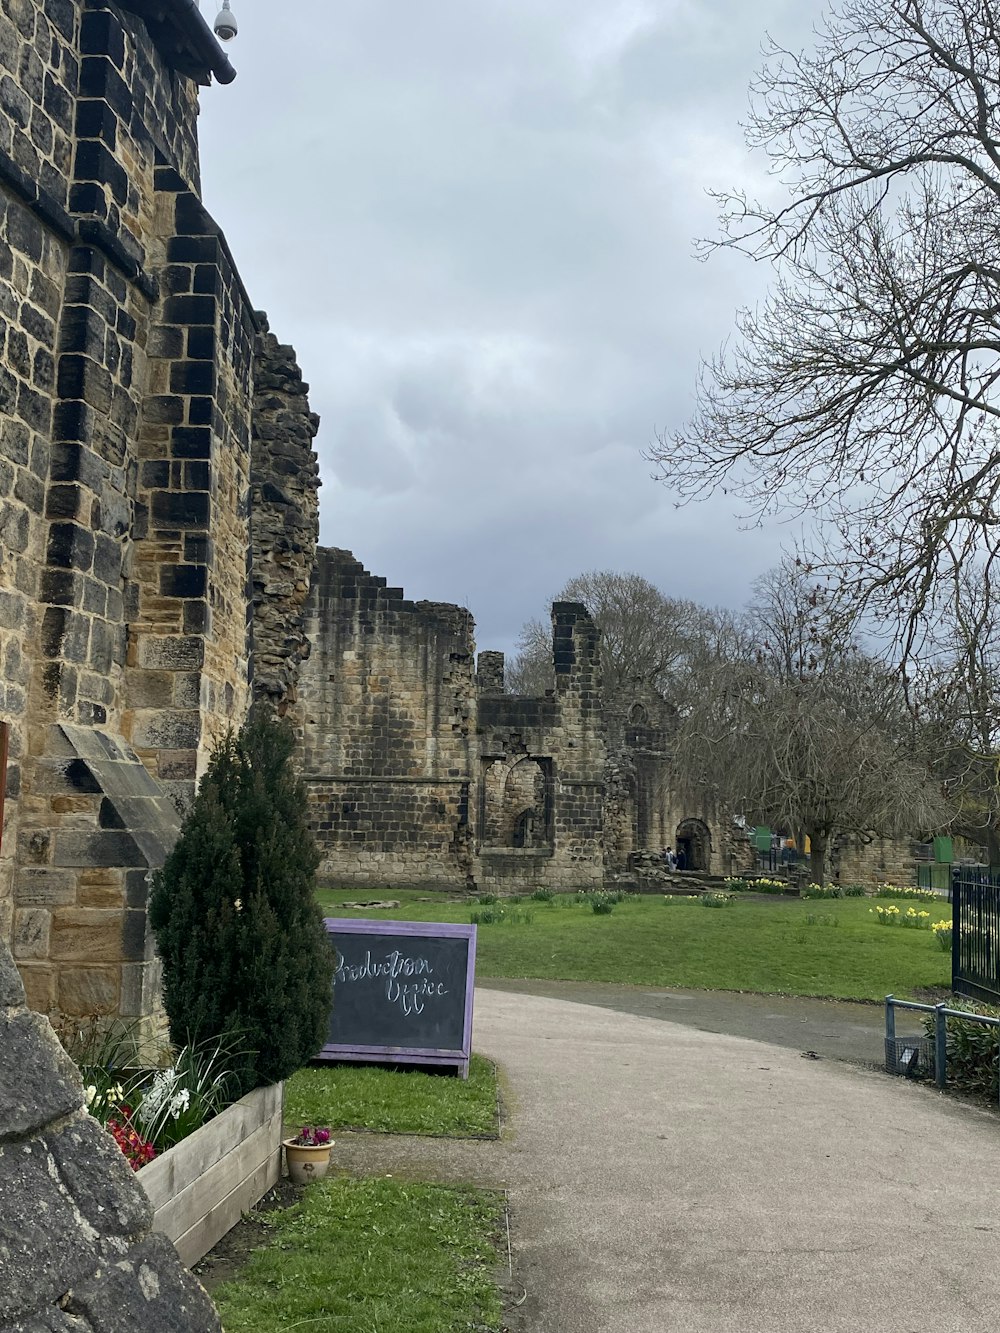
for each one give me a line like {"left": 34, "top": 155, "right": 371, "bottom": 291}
{"left": 336, "top": 950, "right": 448, "bottom": 1016}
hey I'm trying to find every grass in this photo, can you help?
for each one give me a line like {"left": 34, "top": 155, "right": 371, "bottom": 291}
{"left": 285, "top": 1054, "right": 498, "bottom": 1137}
{"left": 317, "top": 885, "right": 952, "bottom": 1001}
{"left": 214, "top": 1177, "right": 504, "bottom": 1333}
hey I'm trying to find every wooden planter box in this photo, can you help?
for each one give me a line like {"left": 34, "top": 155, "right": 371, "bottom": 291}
{"left": 137, "top": 1082, "right": 284, "bottom": 1267}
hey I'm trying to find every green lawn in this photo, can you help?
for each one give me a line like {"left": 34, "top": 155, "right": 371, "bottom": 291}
{"left": 317, "top": 886, "right": 952, "bottom": 1001}
{"left": 285, "top": 1053, "right": 498, "bottom": 1137}
{"left": 214, "top": 1178, "right": 504, "bottom": 1333}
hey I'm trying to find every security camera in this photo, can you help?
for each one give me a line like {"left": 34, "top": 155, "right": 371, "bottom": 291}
{"left": 213, "top": 0, "right": 238, "bottom": 41}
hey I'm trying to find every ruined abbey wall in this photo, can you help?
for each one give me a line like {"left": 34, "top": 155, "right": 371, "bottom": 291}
{"left": 295, "top": 556, "right": 610, "bottom": 894}
{"left": 0, "top": 0, "right": 319, "bottom": 1024}
{"left": 297, "top": 549, "right": 478, "bottom": 890}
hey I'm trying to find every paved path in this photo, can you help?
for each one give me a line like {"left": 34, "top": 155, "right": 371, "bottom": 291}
{"left": 335, "top": 986, "right": 1000, "bottom": 1333}
{"left": 481, "top": 977, "right": 890, "bottom": 1065}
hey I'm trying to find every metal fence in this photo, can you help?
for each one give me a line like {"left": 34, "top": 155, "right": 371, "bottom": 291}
{"left": 916, "top": 862, "right": 952, "bottom": 893}
{"left": 754, "top": 848, "right": 802, "bottom": 875}
{"left": 885, "top": 995, "right": 1000, "bottom": 1105}
{"left": 952, "top": 867, "right": 1000, "bottom": 1006}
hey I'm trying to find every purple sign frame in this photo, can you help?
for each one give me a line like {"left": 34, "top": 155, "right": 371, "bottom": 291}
{"left": 319, "top": 919, "right": 477, "bottom": 1078}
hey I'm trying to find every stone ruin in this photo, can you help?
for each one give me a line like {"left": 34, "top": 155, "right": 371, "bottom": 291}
{"left": 0, "top": 0, "right": 915, "bottom": 1051}
{"left": 290, "top": 549, "right": 741, "bottom": 894}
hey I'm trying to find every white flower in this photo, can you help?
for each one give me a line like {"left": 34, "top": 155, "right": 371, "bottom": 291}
{"left": 170, "top": 1089, "right": 191, "bottom": 1119}
{"left": 138, "top": 1067, "right": 178, "bottom": 1122}
{"left": 85, "top": 1085, "right": 98, "bottom": 1106}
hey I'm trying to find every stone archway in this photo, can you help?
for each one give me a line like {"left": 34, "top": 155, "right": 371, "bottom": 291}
{"left": 675, "top": 818, "right": 712, "bottom": 872}
{"left": 481, "top": 755, "right": 553, "bottom": 849}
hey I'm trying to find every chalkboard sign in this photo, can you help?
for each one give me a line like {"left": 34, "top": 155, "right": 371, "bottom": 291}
{"left": 319, "top": 919, "right": 477, "bottom": 1077}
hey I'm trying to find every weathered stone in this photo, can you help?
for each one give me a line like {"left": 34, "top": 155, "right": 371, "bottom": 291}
{"left": 134, "top": 635, "right": 205, "bottom": 672}
{"left": 0, "top": 0, "right": 310, "bottom": 1065}
{"left": 18, "top": 962, "right": 57, "bottom": 1014}
{"left": 51, "top": 830, "right": 146, "bottom": 871}
{"left": 57, "top": 965, "right": 120, "bottom": 1015}
{"left": 0, "top": 948, "right": 25, "bottom": 1009}
{"left": 296, "top": 552, "right": 607, "bottom": 893}
{"left": 47, "top": 1116, "right": 152, "bottom": 1239}
{"left": 1, "top": 1311, "right": 92, "bottom": 1332}
{"left": 64, "top": 1233, "right": 221, "bottom": 1332}
{"left": 250, "top": 318, "right": 320, "bottom": 714}
{"left": 0, "top": 1008, "right": 81, "bottom": 1141}
{"left": 0, "top": 1129, "right": 103, "bottom": 1322}
{"left": 13, "top": 907, "right": 50, "bottom": 959}
{"left": 49, "top": 909, "right": 125, "bottom": 961}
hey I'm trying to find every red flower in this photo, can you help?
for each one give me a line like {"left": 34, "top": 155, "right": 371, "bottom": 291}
{"left": 107, "top": 1108, "right": 157, "bottom": 1171}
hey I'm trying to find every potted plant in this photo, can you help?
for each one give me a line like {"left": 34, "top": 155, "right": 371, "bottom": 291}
{"left": 283, "top": 1126, "right": 333, "bottom": 1184}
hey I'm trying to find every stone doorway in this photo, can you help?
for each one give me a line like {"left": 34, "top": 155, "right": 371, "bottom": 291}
{"left": 676, "top": 818, "right": 711, "bottom": 872}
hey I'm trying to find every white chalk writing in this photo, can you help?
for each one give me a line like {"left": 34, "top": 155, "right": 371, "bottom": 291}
{"left": 335, "top": 949, "right": 449, "bottom": 1016}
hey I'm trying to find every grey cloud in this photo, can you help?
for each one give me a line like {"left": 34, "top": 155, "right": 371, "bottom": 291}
{"left": 199, "top": 0, "right": 824, "bottom": 648}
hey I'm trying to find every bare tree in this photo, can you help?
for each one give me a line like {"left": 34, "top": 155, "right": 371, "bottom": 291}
{"left": 506, "top": 570, "right": 711, "bottom": 704}
{"left": 907, "top": 561, "right": 1000, "bottom": 860}
{"left": 676, "top": 563, "right": 949, "bottom": 881}
{"left": 652, "top": 0, "right": 1000, "bottom": 648}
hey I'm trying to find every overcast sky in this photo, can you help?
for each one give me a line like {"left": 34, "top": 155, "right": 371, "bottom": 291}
{"left": 197, "top": 0, "right": 821, "bottom": 655}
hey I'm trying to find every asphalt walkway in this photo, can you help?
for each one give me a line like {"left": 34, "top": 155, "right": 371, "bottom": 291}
{"left": 481, "top": 977, "right": 892, "bottom": 1065}
{"left": 334, "top": 986, "right": 1000, "bottom": 1333}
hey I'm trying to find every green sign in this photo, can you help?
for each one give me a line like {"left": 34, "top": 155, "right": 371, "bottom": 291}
{"left": 753, "top": 826, "right": 772, "bottom": 852}
{"left": 933, "top": 836, "right": 953, "bottom": 864}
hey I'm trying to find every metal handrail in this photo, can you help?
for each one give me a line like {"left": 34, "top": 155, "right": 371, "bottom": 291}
{"left": 885, "top": 993, "right": 1000, "bottom": 1103}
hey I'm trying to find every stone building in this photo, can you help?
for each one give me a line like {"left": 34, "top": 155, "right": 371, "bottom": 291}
{"left": 0, "top": 0, "right": 319, "bottom": 1026}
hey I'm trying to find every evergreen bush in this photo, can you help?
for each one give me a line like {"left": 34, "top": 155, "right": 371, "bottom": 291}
{"left": 149, "top": 710, "right": 334, "bottom": 1096}
{"left": 922, "top": 1001, "right": 1000, "bottom": 1101}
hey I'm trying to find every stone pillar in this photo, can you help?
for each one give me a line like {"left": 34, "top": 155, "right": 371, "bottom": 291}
{"left": 476, "top": 651, "right": 505, "bottom": 696}
{"left": 124, "top": 175, "right": 256, "bottom": 809}
{"left": 551, "top": 602, "right": 605, "bottom": 888}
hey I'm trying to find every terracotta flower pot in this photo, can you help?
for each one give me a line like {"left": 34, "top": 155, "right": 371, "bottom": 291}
{"left": 283, "top": 1138, "right": 333, "bottom": 1185}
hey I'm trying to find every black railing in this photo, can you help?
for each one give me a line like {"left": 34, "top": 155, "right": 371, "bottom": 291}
{"left": 916, "top": 862, "right": 952, "bottom": 893}
{"left": 952, "top": 867, "right": 1000, "bottom": 1006}
{"left": 754, "top": 847, "right": 802, "bottom": 875}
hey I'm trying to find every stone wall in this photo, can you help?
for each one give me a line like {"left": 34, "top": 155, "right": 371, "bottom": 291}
{"left": 0, "top": 935, "right": 221, "bottom": 1329}
{"left": 296, "top": 548, "right": 478, "bottom": 890}
{"left": 296, "top": 567, "right": 611, "bottom": 894}
{"left": 0, "top": 0, "right": 320, "bottom": 1024}
{"left": 475, "top": 604, "right": 607, "bottom": 893}
{"left": 250, "top": 316, "right": 321, "bottom": 714}
{"left": 830, "top": 834, "right": 925, "bottom": 889}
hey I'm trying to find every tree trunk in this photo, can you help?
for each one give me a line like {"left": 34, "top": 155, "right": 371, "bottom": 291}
{"left": 808, "top": 832, "right": 827, "bottom": 885}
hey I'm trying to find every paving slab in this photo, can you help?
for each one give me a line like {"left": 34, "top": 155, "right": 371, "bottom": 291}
{"left": 335, "top": 986, "right": 1000, "bottom": 1333}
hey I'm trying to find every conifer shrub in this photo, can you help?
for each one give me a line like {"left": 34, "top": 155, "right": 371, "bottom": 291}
{"left": 149, "top": 710, "right": 334, "bottom": 1096}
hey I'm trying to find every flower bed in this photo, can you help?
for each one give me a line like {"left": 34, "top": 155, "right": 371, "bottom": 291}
{"left": 137, "top": 1082, "right": 284, "bottom": 1268}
